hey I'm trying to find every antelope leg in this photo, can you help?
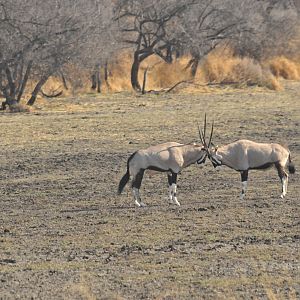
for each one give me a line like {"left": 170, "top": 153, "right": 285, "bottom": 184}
{"left": 240, "top": 170, "right": 248, "bottom": 200}
{"left": 275, "top": 163, "right": 288, "bottom": 198}
{"left": 167, "top": 173, "right": 174, "bottom": 204}
{"left": 171, "top": 173, "right": 180, "bottom": 206}
{"left": 132, "top": 169, "right": 146, "bottom": 207}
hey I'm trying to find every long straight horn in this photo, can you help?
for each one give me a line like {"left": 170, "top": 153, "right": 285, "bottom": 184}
{"left": 203, "top": 113, "right": 207, "bottom": 144}
{"left": 208, "top": 121, "right": 214, "bottom": 147}
{"left": 197, "top": 122, "right": 205, "bottom": 145}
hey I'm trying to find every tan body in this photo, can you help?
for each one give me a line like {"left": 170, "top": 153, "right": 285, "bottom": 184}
{"left": 209, "top": 139, "right": 295, "bottom": 199}
{"left": 118, "top": 142, "right": 206, "bottom": 207}
{"left": 215, "top": 140, "right": 290, "bottom": 171}
{"left": 130, "top": 142, "right": 205, "bottom": 174}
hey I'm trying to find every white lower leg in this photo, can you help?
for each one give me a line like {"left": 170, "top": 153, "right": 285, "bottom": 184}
{"left": 168, "top": 185, "right": 173, "bottom": 203}
{"left": 281, "top": 177, "right": 288, "bottom": 198}
{"left": 172, "top": 183, "right": 180, "bottom": 206}
{"left": 133, "top": 188, "right": 141, "bottom": 206}
{"left": 240, "top": 181, "right": 247, "bottom": 200}
{"left": 133, "top": 188, "right": 146, "bottom": 207}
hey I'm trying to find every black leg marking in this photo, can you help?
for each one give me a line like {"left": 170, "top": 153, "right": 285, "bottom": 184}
{"left": 240, "top": 170, "right": 248, "bottom": 199}
{"left": 172, "top": 172, "right": 177, "bottom": 184}
{"left": 132, "top": 169, "right": 145, "bottom": 189}
{"left": 167, "top": 173, "right": 172, "bottom": 186}
{"left": 240, "top": 170, "right": 248, "bottom": 183}
{"left": 172, "top": 172, "right": 178, "bottom": 197}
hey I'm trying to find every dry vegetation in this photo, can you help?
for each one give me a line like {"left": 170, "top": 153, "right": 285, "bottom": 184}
{"left": 37, "top": 49, "right": 300, "bottom": 99}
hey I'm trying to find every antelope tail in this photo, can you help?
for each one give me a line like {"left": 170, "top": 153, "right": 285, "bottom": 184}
{"left": 118, "top": 151, "right": 137, "bottom": 194}
{"left": 288, "top": 154, "right": 296, "bottom": 174}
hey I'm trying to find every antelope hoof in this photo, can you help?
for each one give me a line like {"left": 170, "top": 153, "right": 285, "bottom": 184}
{"left": 240, "top": 194, "right": 245, "bottom": 200}
{"left": 280, "top": 194, "right": 285, "bottom": 199}
{"left": 135, "top": 200, "right": 141, "bottom": 207}
{"left": 139, "top": 202, "right": 147, "bottom": 207}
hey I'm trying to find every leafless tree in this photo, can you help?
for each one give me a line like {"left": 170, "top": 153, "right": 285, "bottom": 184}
{"left": 114, "top": 0, "right": 197, "bottom": 91}
{"left": 231, "top": 0, "right": 299, "bottom": 60}
{"left": 0, "top": 0, "right": 119, "bottom": 108}
{"left": 0, "top": 0, "right": 299, "bottom": 107}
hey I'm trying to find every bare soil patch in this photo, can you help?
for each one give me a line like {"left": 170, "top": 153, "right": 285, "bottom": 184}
{"left": 0, "top": 83, "right": 299, "bottom": 299}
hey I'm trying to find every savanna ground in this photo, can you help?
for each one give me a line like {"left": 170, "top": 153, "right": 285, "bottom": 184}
{"left": 0, "top": 82, "right": 299, "bottom": 300}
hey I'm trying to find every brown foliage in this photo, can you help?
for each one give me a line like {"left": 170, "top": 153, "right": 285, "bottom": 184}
{"left": 268, "top": 56, "right": 300, "bottom": 80}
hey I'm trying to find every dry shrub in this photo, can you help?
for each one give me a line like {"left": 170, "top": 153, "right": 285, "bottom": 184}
{"left": 106, "top": 52, "right": 132, "bottom": 92}
{"left": 141, "top": 55, "right": 192, "bottom": 90}
{"left": 198, "top": 50, "right": 282, "bottom": 90}
{"left": 268, "top": 56, "right": 300, "bottom": 80}
{"left": 107, "top": 52, "right": 192, "bottom": 92}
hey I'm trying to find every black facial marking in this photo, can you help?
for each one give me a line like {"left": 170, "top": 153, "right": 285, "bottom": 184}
{"left": 197, "top": 155, "right": 206, "bottom": 164}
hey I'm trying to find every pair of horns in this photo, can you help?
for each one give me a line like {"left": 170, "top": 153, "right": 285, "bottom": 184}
{"left": 198, "top": 114, "right": 214, "bottom": 148}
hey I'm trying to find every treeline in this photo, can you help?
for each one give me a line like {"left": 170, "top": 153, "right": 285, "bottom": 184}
{"left": 0, "top": 0, "right": 299, "bottom": 109}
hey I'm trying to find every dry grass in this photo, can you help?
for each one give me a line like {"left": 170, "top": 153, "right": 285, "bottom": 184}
{"left": 268, "top": 56, "right": 300, "bottom": 80}
{"left": 198, "top": 50, "right": 282, "bottom": 91}
{"left": 11, "top": 49, "right": 300, "bottom": 108}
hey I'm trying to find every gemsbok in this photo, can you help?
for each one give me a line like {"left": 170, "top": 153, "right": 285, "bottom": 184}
{"left": 118, "top": 142, "right": 207, "bottom": 207}
{"left": 198, "top": 116, "right": 296, "bottom": 199}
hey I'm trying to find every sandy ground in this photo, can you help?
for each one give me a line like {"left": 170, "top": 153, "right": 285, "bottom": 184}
{"left": 0, "top": 82, "right": 299, "bottom": 299}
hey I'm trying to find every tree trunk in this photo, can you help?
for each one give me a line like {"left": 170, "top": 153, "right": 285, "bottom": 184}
{"left": 60, "top": 70, "right": 68, "bottom": 90}
{"left": 104, "top": 61, "right": 108, "bottom": 81}
{"left": 104, "top": 61, "right": 110, "bottom": 91}
{"left": 131, "top": 53, "right": 141, "bottom": 92}
{"left": 191, "top": 56, "right": 199, "bottom": 77}
{"left": 96, "top": 64, "right": 101, "bottom": 93}
{"left": 5, "top": 67, "right": 16, "bottom": 100}
{"left": 27, "top": 73, "right": 51, "bottom": 106}
{"left": 91, "top": 73, "right": 97, "bottom": 89}
{"left": 91, "top": 64, "right": 101, "bottom": 93}
{"left": 142, "top": 67, "right": 148, "bottom": 94}
{"left": 17, "top": 60, "right": 32, "bottom": 102}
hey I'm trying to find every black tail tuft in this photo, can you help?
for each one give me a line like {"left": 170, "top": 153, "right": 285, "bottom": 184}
{"left": 118, "top": 151, "right": 137, "bottom": 194}
{"left": 118, "top": 171, "right": 130, "bottom": 194}
{"left": 288, "top": 162, "right": 296, "bottom": 174}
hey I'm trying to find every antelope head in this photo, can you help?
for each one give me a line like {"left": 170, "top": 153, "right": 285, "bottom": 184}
{"left": 198, "top": 114, "right": 222, "bottom": 168}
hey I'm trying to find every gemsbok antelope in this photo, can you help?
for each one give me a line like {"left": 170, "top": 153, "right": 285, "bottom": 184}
{"left": 198, "top": 117, "right": 296, "bottom": 199}
{"left": 118, "top": 142, "right": 207, "bottom": 207}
